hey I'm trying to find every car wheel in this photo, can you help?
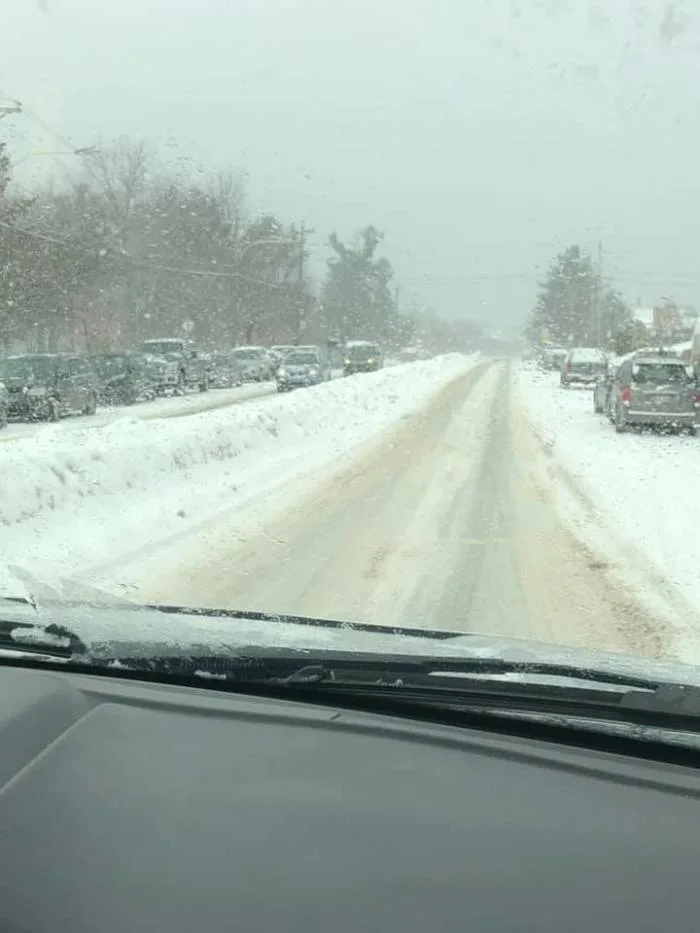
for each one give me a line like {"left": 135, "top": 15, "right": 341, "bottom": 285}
{"left": 199, "top": 373, "right": 209, "bottom": 392}
{"left": 47, "top": 398, "right": 60, "bottom": 422}
{"left": 176, "top": 372, "right": 186, "bottom": 395}
{"left": 83, "top": 393, "right": 98, "bottom": 416}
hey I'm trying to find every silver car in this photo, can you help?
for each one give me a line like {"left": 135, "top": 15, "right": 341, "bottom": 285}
{"left": 608, "top": 354, "right": 699, "bottom": 434}
{"left": 277, "top": 348, "right": 331, "bottom": 391}
{"left": 230, "top": 347, "right": 276, "bottom": 382}
{"left": 561, "top": 348, "right": 607, "bottom": 387}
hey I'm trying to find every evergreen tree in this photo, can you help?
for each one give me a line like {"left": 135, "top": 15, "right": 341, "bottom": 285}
{"left": 527, "top": 245, "right": 599, "bottom": 346}
{"left": 321, "top": 225, "right": 396, "bottom": 341}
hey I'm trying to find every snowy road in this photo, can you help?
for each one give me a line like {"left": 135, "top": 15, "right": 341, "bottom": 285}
{"left": 126, "top": 359, "right": 676, "bottom": 660}
{"left": 0, "top": 382, "right": 276, "bottom": 443}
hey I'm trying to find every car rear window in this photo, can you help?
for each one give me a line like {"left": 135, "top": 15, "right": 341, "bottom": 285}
{"left": 631, "top": 363, "right": 693, "bottom": 385}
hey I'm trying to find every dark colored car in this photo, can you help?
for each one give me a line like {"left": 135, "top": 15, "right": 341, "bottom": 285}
{"left": 343, "top": 341, "right": 383, "bottom": 375}
{"left": 277, "top": 348, "right": 330, "bottom": 391}
{"left": 139, "top": 339, "right": 210, "bottom": 394}
{"left": 0, "top": 354, "right": 99, "bottom": 422}
{"left": 91, "top": 352, "right": 158, "bottom": 406}
{"left": 207, "top": 353, "right": 242, "bottom": 389}
{"left": 561, "top": 348, "right": 607, "bottom": 387}
{"left": 607, "top": 353, "right": 699, "bottom": 434}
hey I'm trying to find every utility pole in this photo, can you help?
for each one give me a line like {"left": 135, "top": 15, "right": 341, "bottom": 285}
{"left": 596, "top": 239, "right": 604, "bottom": 349}
{"left": 295, "top": 223, "right": 313, "bottom": 344}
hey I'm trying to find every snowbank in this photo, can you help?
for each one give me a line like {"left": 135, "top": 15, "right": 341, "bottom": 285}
{"left": 0, "top": 355, "right": 478, "bottom": 594}
{"left": 515, "top": 364, "right": 700, "bottom": 636}
{"left": 1, "top": 354, "right": 475, "bottom": 530}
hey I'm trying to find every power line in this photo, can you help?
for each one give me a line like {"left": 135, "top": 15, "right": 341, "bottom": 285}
{"left": 0, "top": 218, "right": 293, "bottom": 289}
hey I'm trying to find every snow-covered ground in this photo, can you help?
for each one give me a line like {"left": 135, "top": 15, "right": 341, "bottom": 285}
{"left": 515, "top": 363, "right": 700, "bottom": 656}
{"left": 0, "top": 354, "right": 478, "bottom": 599}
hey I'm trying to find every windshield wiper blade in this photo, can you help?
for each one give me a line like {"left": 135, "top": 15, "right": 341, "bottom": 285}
{"left": 0, "top": 617, "right": 88, "bottom": 659}
{"left": 78, "top": 650, "right": 700, "bottom": 734}
{"left": 83, "top": 650, "right": 661, "bottom": 690}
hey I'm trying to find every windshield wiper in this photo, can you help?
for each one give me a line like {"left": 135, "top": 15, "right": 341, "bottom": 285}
{"left": 0, "top": 616, "right": 88, "bottom": 659}
{"left": 73, "top": 649, "right": 700, "bottom": 732}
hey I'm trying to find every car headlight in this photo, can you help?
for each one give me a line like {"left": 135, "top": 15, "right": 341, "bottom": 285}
{"left": 367, "top": 358, "right": 375, "bottom": 364}
{"left": 344, "top": 358, "right": 351, "bottom": 365}
{"left": 28, "top": 387, "right": 47, "bottom": 397}
{"left": 278, "top": 368, "right": 286, "bottom": 377}
{"left": 309, "top": 368, "right": 318, "bottom": 376}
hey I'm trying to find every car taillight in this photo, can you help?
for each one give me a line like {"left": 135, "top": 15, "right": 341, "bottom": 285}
{"left": 620, "top": 386, "right": 631, "bottom": 405}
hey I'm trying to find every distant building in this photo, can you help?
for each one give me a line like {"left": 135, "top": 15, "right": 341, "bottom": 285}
{"left": 633, "top": 299, "right": 691, "bottom": 344}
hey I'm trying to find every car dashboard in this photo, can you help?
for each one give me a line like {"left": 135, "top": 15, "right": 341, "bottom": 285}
{"left": 0, "top": 663, "right": 698, "bottom": 932}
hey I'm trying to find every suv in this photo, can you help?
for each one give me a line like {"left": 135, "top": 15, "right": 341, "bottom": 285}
{"left": 139, "top": 339, "right": 210, "bottom": 394}
{"left": 91, "top": 352, "right": 158, "bottom": 406}
{"left": 608, "top": 353, "right": 699, "bottom": 434}
{"left": 343, "top": 341, "right": 383, "bottom": 376}
{"left": 0, "top": 354, "right": 99, "bottom": 422}
{"left": 561, "top": 348, "right": 607, "bottom": 387}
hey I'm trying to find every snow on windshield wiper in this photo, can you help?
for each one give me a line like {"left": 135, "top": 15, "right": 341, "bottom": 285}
{"left": 0, "top": 602, "right": 87, "bottom": 659}
{"left": 81, "top": 650, "right": 700, "bottom": 736}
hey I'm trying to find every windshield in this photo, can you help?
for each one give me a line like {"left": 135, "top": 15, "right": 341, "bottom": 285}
{"left": 231, "top": 349, "right": 264, "bottom": 360}
{"left": 140, "top": 341, "right": 183, "bottom": 356}
{"left": 347, "top": 344, "right": 380, "bottom": 358}
{"left": 0, "top": 357, "right": 57, "bottom": 381}
{"left": 632, "top": 363, "right": 693, "bottom": 385}
{"left": 285, "top": 353, "right": 318, "bottom": 366}
{"left": 92, "top": 355, "right": 132, "bottom": 375}
{"left": 4, "top": 1, "right": 700, "bottom": 700}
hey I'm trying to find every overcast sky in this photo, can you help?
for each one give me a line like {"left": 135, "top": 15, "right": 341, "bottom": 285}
{"left": 1, "top": 0, "right": 698, "bottom": 328}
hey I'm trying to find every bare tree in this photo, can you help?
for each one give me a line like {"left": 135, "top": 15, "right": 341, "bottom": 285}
{"left": 210, "top": 169, "right": 248, "bottom": 240}
{"left": 85, "top": 136, "right": 152, "bottom": 245}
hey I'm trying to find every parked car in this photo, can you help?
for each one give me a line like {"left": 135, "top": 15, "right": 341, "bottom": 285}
{"left": 593, "top": 367, "right": 613, "bottom": 415}
{"left": 208, "top": 353, "right": 242, "bottom": 389}
{"left": 607, "top": 353, "right": 699, "bottom": 434}
{"left": 230, "top": 346, "right": 277, "bottom": 381}
{"left": 270, "top": 345, "right": 296, "bottom": 359}
{"left": 277, "top": 347, "right": 331, "bottom": 391}
{"left": 0, "top": 354, "right": 99, "bottom": 422}
{"left": 91, "top": 352, "right": 158, "bottom": 406}
{"left": 537, "top": 346, "right": 568, "bottom": 370}
{"left": 0, "top": 378, "right": 8, "bottom": 429}
{"left": 561, "top": 348, "right": 607, "bottom": 387}
{"left": 139, "top": 339, "right": 210, "bottom": 394}
{"left": 343, "top": 341, "right": 383, "bottom": 375}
